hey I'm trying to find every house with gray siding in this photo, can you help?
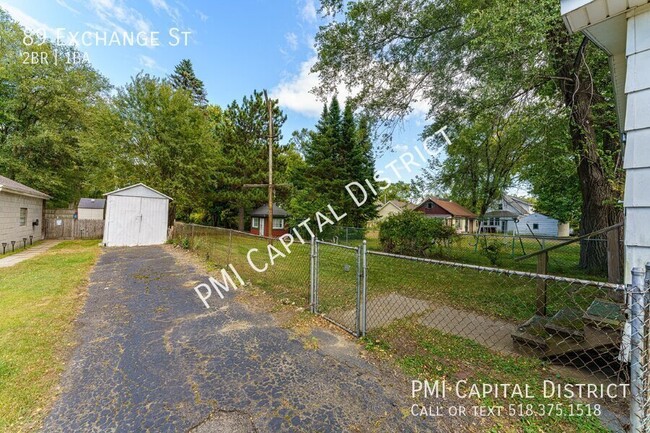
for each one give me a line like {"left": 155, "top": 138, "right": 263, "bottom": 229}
{"left": 0, "top": 176, "right": 50, "bottom": 251}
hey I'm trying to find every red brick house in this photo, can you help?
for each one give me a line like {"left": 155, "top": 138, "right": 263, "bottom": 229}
{"left": 413, "top": 197, "right": 477, "bottom": 234}
{"left": 250, "top": 204, "right": 289, "bottom": 237}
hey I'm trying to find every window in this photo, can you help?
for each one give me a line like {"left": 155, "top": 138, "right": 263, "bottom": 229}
{"left": 273, "top": 218, "right": 284, "bottom": 229}
{"left": 251, "top": 217, "right": 259, "bottom": 229}
{"left": 497, "top": 203, "right": 503, "bottom": 210}
{"left": 533, "top": 223, "right": 539, "bottom": 230}
{"left": 19, "top": 208, "right": 27, "bottom": 226}
{"left": 426, "top": 202, "right": 433, "bottom": 209}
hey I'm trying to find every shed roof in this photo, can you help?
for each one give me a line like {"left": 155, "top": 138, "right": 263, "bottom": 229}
{"left": 103, "top": 183, "right": 172, "bottom": 200}
{"left": 79, "top": 198, "right": 106, "bottom": 209}
{"left": 250, "top": 204, "right": 288, "bottom": 218}
{"left": 419, "top": 197, "right": 477, "bottom": 218}
{"left": 0, "top": 175, "right": 51, "bottom": 199}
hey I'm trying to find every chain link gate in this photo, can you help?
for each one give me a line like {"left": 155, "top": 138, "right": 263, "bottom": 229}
{"left": 310, "top": 238, "right": 366, "bottom": 336}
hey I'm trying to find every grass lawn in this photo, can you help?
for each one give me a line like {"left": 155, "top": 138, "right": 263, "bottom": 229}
{"left": 367, "top": 320, "right": 611, "bottom": 433}
{"left": 0, "top": 240, "right": 100, "bottom": 433}
{"left": 176, "top": 228, "right": 613, "bottom": 324}
{"left": 343, "top": 234, "right": 605, "bottom": 281}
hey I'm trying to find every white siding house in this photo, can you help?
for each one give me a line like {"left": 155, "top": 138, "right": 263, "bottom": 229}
{"left": 0, "top": 176, "right": 50, "bottom": 250}
{"left": 481, "top": 194, "right": 564, "bottom": 237}
{"left": 518, "top": 213, "right": 561, "bottom": 237}
{"left": 78, "top": 198, "right": 105, "bottom": 220}
{"left": 102, "top": 183, "right": 172, "bottom": 247}
{"left": 376, "top": 200, "right": 415, "bottom": 220}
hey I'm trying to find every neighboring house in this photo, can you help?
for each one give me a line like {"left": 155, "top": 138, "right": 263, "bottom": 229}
{"left": 481, "top": 194, "right": 569, "bottom": 237}
{"left": 376, "top": 200, "right": 416, "bottom": 221}
{"left": 78, "top": 198, "right": 106, "bottom": 220}
{"left": 0, "top": 175, "right": 50, "bottom": 250}
{"left": 250, "top": 204, "right": 289, "bottom": 237}
{"left": 102, "top": 183, "right": 172, "bottom": 247}
{"left": 413, "top": 197, "right": 477, "bottom": 234}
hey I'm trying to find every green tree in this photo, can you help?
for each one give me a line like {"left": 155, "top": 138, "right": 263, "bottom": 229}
{"left": 169, "top": 59, "right": 208, "bottom": 106}
{"left": 90, "top": 73, "right": 214, "bottom": 220}
{"left": 0, "top": 9, "right": 110, "bottom": 206}
{"left": 212, "top": 90, "right": 287, "bottom": 230}
{"left": 291, "top": 97, "right": 377, "bottom": 230}
{"left": 378, "top": 181, "right": 415, "bottom": 203}
{"left": 313, "top": 0, "right": 622, "bottom": 272}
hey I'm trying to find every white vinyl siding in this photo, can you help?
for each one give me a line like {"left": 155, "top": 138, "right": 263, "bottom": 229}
{"left": 518, "top": 213, "right": 559, "bottom": 237}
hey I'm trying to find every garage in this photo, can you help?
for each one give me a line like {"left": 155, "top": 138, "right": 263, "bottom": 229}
{"left": 102, "top": 183, "right": 172, "bottom": 247}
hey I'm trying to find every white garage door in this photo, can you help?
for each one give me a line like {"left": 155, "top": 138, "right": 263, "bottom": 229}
{"left": 105, "top": 196, "right": 168, "bottom": 247}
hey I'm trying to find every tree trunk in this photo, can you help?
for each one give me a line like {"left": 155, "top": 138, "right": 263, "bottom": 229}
{"left": 552, "top": 34, "right": 624, "bottom": 273}
{"left": 238, "top": 207, "right": 245, "bottom": 231}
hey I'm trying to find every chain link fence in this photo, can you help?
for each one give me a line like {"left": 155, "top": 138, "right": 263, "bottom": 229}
{"left": 171, "top": 222, "right": 650, "bottom": 431}
{"left": 311, "top": 240, "right": 646, "bottom": 431}
{"left": 171, "top": 222, "right": 311, "bottom": 305}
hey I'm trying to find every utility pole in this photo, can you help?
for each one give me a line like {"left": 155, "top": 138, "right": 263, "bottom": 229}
{"left": 267, "top": 90, "right": 273, "bottom": 239}
{"left": 243, "top": 90, "right": 288, "bottom": 243}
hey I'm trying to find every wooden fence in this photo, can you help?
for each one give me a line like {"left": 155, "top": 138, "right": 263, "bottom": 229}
{"left": 45, "top": 218, "right": 104, "bottom": 239}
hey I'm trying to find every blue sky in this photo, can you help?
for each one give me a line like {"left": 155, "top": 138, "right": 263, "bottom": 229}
{"left": 0, "top": 0, "right": 429, "bottom": 182}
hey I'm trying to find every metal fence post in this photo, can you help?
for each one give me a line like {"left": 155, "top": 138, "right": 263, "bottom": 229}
{"left": 629, "top": 266, "right": 646, "bottom": 433}
{"left": 310, "top": 236, "right": 316, "bottom": 314}
{"left": 361, "top": 240, "right": 368, "bottom": 337}
{"left": 355, "top": 245, "right": 361, "bottom": 337}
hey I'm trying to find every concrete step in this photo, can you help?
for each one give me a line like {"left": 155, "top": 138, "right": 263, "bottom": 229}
{"left": 583, "top": 298, "right": 625, "bottom": 329}
{"left": 544, "top": 307, "right": 585, "bottom": 341}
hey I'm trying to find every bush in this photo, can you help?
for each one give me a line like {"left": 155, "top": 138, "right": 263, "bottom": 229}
{"left": 379, "top": 210, "right": 456, "bottom": 256}
{"left": 481, "top": 239, "right": 504, "bottom": 266}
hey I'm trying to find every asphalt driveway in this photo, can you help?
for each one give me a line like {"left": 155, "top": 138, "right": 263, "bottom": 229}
{"left": 41, "top": 245, "right": 441, "bottom": 433}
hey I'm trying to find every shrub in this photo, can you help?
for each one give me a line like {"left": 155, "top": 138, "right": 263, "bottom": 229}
{"left": 379, "top": 210, "right": 456, "bottom": 256}
{"left": 481, "top": 239, "right": 504, "bottom": 266}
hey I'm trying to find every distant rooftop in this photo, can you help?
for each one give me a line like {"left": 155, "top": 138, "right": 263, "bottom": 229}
{"left": 250, "top": 204, "right": 288, "bottom": 217}
{"left": 78, "top": 198, "right": 106, "bottom": 209}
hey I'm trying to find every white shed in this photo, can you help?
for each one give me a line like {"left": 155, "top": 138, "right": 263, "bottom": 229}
{"left": 102, "top": 183, "right": 172, "bottom": 247}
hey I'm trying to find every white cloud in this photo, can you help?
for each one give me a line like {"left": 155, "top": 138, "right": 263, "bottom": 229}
{"left": 271, "top": 56, "right": 354, "bottom": 118}
{"left": 285, "top": 32, "right": 298, "bottom": 51}
{"left": 138, "top": 54, "right": 165, "bottom": 72}
{"left": 272, "top": 55, "right": 431, "bottom": 121}
{"left": 300, "top": 0, "right": 317, "bottom": 23}
{"left": 56, "top": 0, "right": 80, "bottom": 15}
{"left": 86, "top": 0, "right": 155, "bottom": 45}
{"left": 195, "top": 9, "right": 208, "bottom": 22}
{"left": 0, "top": 3, "right": 57, "bottom": 35}
{"left": 149, "top": 0, "right": 181, "bottom": 23}
{"left": 393, "top": 144, "right": 409, "bottom": 152}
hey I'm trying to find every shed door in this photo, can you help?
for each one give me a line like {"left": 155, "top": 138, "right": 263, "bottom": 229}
{"left": 111, "top": 196, "right": 142, "bottom": 246}
{"left": 138, "top": 197, "right": 167, "bottom": 245}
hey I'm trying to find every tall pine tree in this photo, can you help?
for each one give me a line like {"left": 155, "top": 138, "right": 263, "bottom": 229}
{"left": 169, "top": 59, "right": 208, "bottom": 106}
{"left": 291, "top": 97, "right": 377, "bottom": 232}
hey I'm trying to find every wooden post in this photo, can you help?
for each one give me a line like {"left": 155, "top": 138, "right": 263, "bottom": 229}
{"left": 536, "top": 251, "right": 548, "bottom": 316}
{"left": 265, "top": 91, "right": 274, "bottom": 241}
{"left": 607, "top": 228, "right": 622, "bottom": 283}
